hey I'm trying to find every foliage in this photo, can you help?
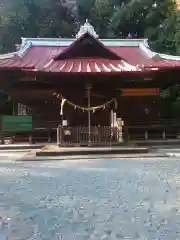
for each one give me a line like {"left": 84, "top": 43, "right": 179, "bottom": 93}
{"left": 0, "top": 0, "right": 179, "bottom": 54}
{"left": 175, "top": 10, "right": 180, "bottom": 55}
{"left": 76, "top": 0, "right": 178, "bottom": 54}
{"left": 109, "top": 0, "right": 177, "bottom": 54}
{"left": 160, "top": 86, "right": 180, "bottom": 118}
{"left": 150, "top": 6, "right": 177, "bottom": 55}
{"left": 76, "top": 0, "right": 94, "bottom": 21}
{"left": 0, "top": 0, "right": 77, "bottom": 53}
{"left": 90, "top": 0, "right": 114, "bottom": 38}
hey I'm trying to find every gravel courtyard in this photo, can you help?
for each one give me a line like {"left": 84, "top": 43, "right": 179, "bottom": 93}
{"left": 0, "top": 155, "right": 180, "bottom": 239}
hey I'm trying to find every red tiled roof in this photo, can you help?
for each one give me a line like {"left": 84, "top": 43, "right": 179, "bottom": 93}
{"left": 109, "top": 47, "right": 155, "bottom": 66}
{"left": 0, "top": 44, "right": 180, "bottom": 73}
{"left": 35, "top": 58, "right": 138, "bottom": 73}
{"left": 109, "top": 47, "right": 180, "bottom": 68}
{"left": 0, "top": 46, "right": 139, "bottom": 73}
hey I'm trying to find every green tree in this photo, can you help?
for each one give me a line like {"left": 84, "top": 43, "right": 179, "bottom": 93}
{"left": 76, "top": 0, "right": 95, "bottom": 21}
{"left": 175, "top": 10, "right": 180, "bottom": 54}
{"left": 0, "top": 0, "right": 178, "bottom": 55}
{"left": 109, "top": 0, "right": 177, "bottom": 54}
{"left": 150, "top": 4, "right": 177, "bottom": 54}
{"left": 0, "top": 0, "right": 77, "bottom": 53}
{"left": 160, "top": 85, "right": 180, "bottom": 118}
{"left": 90, "top": 0, "right": 114, "bottom": 38}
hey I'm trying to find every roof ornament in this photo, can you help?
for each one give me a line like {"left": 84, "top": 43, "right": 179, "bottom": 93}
{"left": 76, "top": 19, "right": 99, "bottom": 39}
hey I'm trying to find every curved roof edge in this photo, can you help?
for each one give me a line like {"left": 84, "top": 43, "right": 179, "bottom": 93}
{"left": 0, "top": 52, "right": 16, "bottom": 60}
{"left": 0, "top": 41, "right": 32, "bottom": 60}
{"left": 141, "top": 39, "right": 180, "bottom": 61}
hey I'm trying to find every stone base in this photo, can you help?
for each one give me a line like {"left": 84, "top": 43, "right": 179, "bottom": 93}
{"left": 36, "top": 146, "right": 149, "bottom": 157}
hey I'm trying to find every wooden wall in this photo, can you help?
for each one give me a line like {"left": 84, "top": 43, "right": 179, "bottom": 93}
{"left": 118, "top": 96, "right": 160, "bottom": 123}
{"left": 118, "top": 88, "right": 160, "bottom": 123}
{"left": 9, "top": 86, "right": 161, "bottom": 126}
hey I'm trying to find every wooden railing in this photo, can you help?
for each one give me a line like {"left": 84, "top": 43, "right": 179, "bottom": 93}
{"left": 123, "top": 119, "right": 180, "bottom": 140}
{"left": 58, "top": 126, "right": 121, "bottom": 145}
{"left": 10, "top": 119, "right": 180, "bottom": 143}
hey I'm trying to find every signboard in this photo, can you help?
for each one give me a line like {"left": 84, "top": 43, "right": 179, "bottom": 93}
{"left": 0, "top": 116, "right": 32, "bottom": 133}
{"left": 121, "top": 88, "right": 160, "bottom": 96}
{"left": 62, "top": 120, "right": 68, "bottom": 126}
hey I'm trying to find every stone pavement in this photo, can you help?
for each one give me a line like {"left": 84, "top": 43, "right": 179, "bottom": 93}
{"left": 0, "top": 143, "right": 44, "bottom": 150}
{"left": 0, "top": 156, "right": 180, "bottom": 239}
{"left": 157, "top": 148, "right": 180, "bottom": 158}
{"left": 0, "top": 151, "right": 29, "bottom": 162}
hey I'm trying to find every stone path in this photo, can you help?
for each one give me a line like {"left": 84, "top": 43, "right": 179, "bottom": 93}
{"left": 0, "top": 156, "right": 180, "bottom": 239}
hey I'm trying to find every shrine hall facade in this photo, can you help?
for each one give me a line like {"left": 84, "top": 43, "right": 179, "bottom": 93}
{"left": 0, "top": 21, "right": 180, "bottom": 140}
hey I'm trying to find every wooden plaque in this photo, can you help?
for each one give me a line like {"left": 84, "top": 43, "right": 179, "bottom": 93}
{"left": 121, "top": 88, "right": 160, "bottom": 96}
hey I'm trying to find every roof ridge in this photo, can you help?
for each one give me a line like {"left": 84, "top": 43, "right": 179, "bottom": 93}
{"left": 21, "top": 37, "right": 147, "bottom": 42}
{"left": 19, "top": 38, "right": 145, "bottom": 48}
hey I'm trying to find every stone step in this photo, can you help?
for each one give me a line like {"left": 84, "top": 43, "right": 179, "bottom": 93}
{"left": 36, "top": 146, "right": 149, "bottom": 157}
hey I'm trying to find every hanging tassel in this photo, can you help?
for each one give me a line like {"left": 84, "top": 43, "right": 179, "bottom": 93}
{"left": 60, "top": 98, "right": 66, "bottom": 115}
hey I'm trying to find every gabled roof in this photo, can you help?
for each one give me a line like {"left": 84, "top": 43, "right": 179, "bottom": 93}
{"left": 54, "top": 32, "right": 122, "bottom": 60}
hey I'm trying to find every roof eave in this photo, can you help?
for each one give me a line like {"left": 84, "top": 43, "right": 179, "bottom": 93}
{"left": 141, "top": 39, "right": 180, "bottom": 61}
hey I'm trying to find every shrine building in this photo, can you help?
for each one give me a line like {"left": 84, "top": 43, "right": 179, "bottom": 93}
{"left": 0, "top": 20, "right": 180, "bottom": 143}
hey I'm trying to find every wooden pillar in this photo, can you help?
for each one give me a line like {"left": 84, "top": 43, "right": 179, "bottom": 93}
{"left": 162, "top": 131, "right": 166, "bottom": 140}
{"left": 48, "top": 131, "right": 51, "bottom": 143}
{"left": 29, "top": 135, "right": 33, "bottom": 144}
